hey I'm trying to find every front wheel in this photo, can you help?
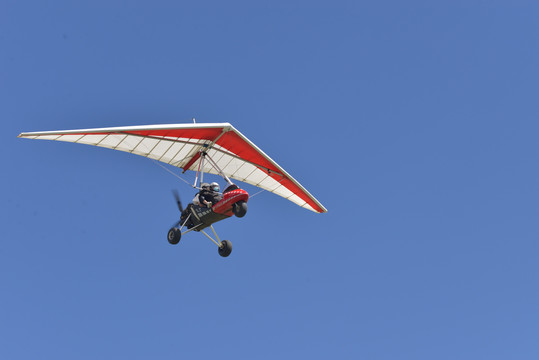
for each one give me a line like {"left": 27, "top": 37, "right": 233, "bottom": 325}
{"left": 167, "top": 227, "right": 181, "bottom": 245}
{"left": 218, "top": 240, "right": 232, "bottom": 257}
{"left": 233, "top": 201, "right": 247, "bottom": 218}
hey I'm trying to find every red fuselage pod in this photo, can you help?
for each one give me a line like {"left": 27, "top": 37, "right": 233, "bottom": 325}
{"left": 212, "top": 188, "right": 249, "bottom": 217}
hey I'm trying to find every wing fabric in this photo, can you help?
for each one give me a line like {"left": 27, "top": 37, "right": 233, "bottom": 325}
{"left": 18, "top": 123, "right": 327, "bottom": 213}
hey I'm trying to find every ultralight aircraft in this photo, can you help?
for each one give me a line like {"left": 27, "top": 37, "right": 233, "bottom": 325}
{"left": 18, "top": 122, "right": 327, "bottom": 257}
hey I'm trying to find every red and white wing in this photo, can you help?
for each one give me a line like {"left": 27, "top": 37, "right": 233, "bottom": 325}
{"left": 18, "top": 123, "right": 327, "bottom": 213}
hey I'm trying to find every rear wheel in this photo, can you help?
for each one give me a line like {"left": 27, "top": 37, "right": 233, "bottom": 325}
{"left": 218, "top": 240, "right": 232, "bottom": 257}
{"left": 233, "top": 201, "right": 247, "bottom": 218}
{"left": 167, "top": 227, "right": 181, "bottom": 245}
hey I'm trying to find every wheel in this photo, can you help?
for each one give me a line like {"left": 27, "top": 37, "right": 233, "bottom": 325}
{"left": 233, "top": 201, "right": 247, "bottom": 218}
{"left": 218, "top": 240, "right": 233, "bottom": 257}
{"left": 167, "top": 227, "right": 181, "bottom": 245}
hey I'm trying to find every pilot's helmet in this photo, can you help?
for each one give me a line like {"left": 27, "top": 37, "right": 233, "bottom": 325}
{"left": 210, "top": 182, "right": 220, "bottom": 192}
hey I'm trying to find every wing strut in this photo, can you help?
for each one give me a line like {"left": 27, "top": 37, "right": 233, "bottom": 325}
{"left": 193, "top": 152, "right": 204, "bottom": 188}
{"left": 203, "top": 152, "right": 234, "bottom": 186}
{"left": 192, "top": 150, "right": 234, "bottom": 189}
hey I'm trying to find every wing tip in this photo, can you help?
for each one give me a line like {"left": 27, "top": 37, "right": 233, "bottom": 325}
{"left": 316, "top": 207, "right": 328, "bottom": 214}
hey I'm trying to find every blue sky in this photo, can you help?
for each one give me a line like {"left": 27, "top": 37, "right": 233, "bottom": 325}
{"left": 2, "top": 1, "right": 539, "bottom": 359}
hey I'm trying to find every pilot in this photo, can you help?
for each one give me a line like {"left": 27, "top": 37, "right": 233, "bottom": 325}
{"left": 199, "top": 181, "right": 222, "bottom": 207}
{"left": 210, "top": 181, "right": 220, "bottom": 194}
{"left": 209, "top": 182, "right": 223, "bottom": 203}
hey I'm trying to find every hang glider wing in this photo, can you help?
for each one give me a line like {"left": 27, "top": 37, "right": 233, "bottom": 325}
{"left": 18, "top": 123, "right": 327, "bottom": 213}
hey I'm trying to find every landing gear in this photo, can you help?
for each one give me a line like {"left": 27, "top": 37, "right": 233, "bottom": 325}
{"left": 167, "top": 214, "right": 234, "bottom": 257}
{"left": 197, "top": 225, "right": 233, "bottom": 258}
{"left": 218, "top": 240, "right": 233, "bottom": 257}
{"left": 233, "top": 201, "right": 247, "bottom": 218}
{"left": 167, "top": 227, "right": 181, "bottom": 245}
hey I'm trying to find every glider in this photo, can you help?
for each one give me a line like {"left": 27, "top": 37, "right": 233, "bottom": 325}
{"left": 18, "top": 122, "right": 327, "bottom": 257}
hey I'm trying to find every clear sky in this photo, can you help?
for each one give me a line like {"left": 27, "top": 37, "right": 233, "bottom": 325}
{"left": 2, "top": 1, "right": 539, "bottom": 359}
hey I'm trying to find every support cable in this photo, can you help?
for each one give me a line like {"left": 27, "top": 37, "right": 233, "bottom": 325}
{"left": 150, "top": 159, "right": 196, "bottom": 188}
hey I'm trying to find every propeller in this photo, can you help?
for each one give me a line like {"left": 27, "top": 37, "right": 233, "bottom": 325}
{"left": 172, "top": 189, "right": 184, "bottom": 213}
